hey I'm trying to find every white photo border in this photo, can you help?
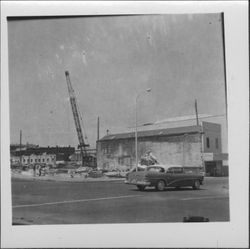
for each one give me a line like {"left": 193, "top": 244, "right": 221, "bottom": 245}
{"left": 1, "top": 1, "right": 249, "bottom": 248}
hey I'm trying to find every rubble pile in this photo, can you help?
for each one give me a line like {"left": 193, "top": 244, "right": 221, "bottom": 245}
{"left": 11, "top": 163, "right": 127, "bottom": 180}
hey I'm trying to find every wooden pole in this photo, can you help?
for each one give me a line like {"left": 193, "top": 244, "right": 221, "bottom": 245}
{"left": 195, "top": 99, "right": 199, "bottom": 126}
{"left": 195, "top": 100, "right": 205, "bottom": 172}
{"left": 135, "top": 96, "right": 138, "bottom": 171}
{"left": 97, "top": 116, "right": 100, "bottom": 141}
{"left": 19, "top": 130, "right": 22, "bottom": 166}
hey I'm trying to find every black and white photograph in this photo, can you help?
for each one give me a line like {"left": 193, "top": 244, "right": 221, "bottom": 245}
{"left": 1, "top": 1, "right": 248, "bottom": 248}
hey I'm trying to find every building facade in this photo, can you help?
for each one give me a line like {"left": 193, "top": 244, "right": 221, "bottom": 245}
{"left": 97, "top": 125, "right": 203, "bottom": 170}
{"left": 202, "top": 122, "right": 228, "bottom": 176}
{"left": 11, "top": 153, "right": 56, "bottom": 166}
{"left": 97, "top": 122, "right": 228, "bottom": 176}
{"left": 11, "top": 146, "right": 75, "bottom": 162}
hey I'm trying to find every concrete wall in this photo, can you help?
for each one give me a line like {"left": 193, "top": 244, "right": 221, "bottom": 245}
{"left": 97, "top": 133, "right": 202, "bottom": 170}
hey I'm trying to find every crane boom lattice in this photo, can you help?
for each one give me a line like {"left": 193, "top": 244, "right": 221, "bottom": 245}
{"left": 65, "top": 71, "right": 89, "bottom": 166}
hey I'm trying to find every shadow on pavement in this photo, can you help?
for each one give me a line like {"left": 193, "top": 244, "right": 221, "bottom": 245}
{"left": 131, "top": 187, "right": 206, "bottom": 192}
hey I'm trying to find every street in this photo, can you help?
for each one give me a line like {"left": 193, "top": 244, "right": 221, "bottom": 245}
{"left": 12, "top": 177, "right": 229, "bottom": 224}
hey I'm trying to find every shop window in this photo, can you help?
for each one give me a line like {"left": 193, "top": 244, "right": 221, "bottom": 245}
{"left": 215, "top": 138, "right": 219, "bottom": 149}
{"left": 206, "top": 137, "right": 210, "bottom": 148}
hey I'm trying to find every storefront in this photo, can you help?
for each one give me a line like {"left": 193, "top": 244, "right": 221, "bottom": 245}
{"left": 203, "top": 152, "right": 228, "bottom": 176}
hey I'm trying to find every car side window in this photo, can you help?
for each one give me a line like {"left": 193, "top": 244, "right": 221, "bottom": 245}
{"left": 167, "top": 168, "right": 174, "bottom": 173}
{"left": 167, "top": 167, "right": 183, "bottom": 174}
{"left": 174, "top": 168, "right": 184, "bottom": 174}
{"left": 148, "top": 167, "right": 165, "bottom": 173}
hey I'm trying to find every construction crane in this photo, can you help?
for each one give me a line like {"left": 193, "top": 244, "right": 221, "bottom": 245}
{"left": 65, "top": 71, "right": 89, "bottom": 167}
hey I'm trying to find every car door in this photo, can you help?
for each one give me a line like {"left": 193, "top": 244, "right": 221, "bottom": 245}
{"left": 147, "top": 166, "right": 165, "bottom": 185}
{"left": 165, "top": 167, "right": 185, "bottom": 187}
{"left": 165, "top": 167, "right": 177, "bottom": 186}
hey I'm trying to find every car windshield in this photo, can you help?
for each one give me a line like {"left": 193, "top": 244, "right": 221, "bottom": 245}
{"left": 130, "top": 166, "right": 146, "bottom": 172}
{"left": 147, "top": 167, "right": 165, "bottom": 173}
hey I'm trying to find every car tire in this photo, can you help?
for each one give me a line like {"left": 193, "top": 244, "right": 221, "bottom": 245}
{"left": 137, "top": 185, "right": 145, "bottom": 191}
{"left": 193, "top": 180, "right": 200, "bottom": 190}
{"left": 156, "top": 180, "right": 165, "bottom": 191}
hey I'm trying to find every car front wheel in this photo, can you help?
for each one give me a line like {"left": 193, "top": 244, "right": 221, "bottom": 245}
{"left": 156, "top": 180, "right": 165, "bottom": 191}
{"left": 193, "top": 180, "right": 200, "bottom": 190}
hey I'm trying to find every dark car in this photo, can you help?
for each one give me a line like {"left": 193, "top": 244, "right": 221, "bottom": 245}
{"left": 125, "top": 165, "right": 204, "bottom": 191}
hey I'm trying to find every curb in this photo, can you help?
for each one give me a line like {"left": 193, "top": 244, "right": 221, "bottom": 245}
{"left": 11, "top": 174, "right": 125, "bottom": 183}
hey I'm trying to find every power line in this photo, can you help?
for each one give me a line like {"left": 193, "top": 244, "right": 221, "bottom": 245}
{"left": 127, "top": 114, "right": 226, "bottom": 129}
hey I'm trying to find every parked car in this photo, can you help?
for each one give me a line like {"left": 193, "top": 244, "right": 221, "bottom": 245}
{"left": 125, "top": 165, "right": 204, "bottom": 191}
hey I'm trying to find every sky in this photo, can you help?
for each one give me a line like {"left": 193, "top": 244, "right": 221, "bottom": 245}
{"left": 8, "top": 14, "right": 227, "bottom": 150}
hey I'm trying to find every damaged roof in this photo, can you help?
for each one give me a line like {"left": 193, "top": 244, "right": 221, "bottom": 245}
{"left": 99, "top": 125, "right": 202, "bottom": 141}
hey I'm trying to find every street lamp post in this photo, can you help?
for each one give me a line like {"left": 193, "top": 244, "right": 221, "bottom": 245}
{"left": 135, "top": 88, "right": 151, "bottom": 171}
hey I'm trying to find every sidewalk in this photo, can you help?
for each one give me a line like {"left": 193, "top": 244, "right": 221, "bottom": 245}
{"left": 11, "top": 172, "right": 125, "bottom": 182}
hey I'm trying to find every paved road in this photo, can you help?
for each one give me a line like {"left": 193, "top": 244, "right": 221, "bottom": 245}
{"left": 12, "top": 177, "right": 229, "bottom": 224}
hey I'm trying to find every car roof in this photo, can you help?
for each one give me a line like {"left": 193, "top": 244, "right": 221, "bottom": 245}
{"left": 148, "top": 164, "right": 183, "bottom": 170}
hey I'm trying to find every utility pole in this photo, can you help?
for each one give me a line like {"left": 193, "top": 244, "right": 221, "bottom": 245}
{"left": 194, "top": 100, "right": 205, "bottom": 172}
{"left": 97, "top": 116, "right": 100, "bottom": 141}
{"left": 195, "top": 99, "right": 199, "bottom": 126}
{"left": 135, "top": 88, "right": 151, "bottom": 171}
{"left": 19, "top": 130, "right": 22, "bottom": 166}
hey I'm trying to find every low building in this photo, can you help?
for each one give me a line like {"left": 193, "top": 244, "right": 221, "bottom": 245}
{"left": 11, "top": 146, "right": 75, "bottom": 162}
{"left": 202, "top": 122, "right": 228, "bottom": 176}
{"left": 11, "top": 152, "right": 56, "bottom": 166}
{"left": 97, "top": 121, "right": 228, "bottom": 176}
